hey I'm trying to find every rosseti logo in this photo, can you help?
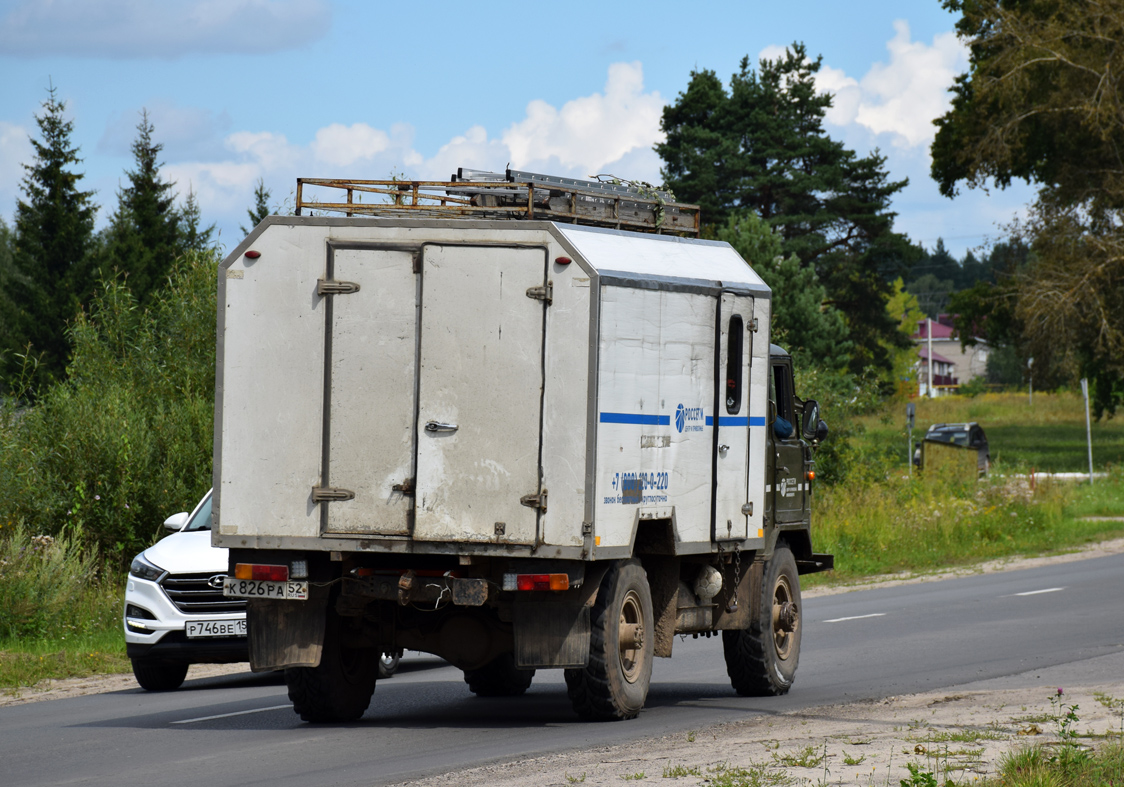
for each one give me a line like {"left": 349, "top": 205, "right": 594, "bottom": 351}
{"left": 676, "top": 404, "right": 704, "bottom": 433}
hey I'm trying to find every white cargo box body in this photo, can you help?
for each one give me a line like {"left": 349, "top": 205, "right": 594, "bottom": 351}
{"left": 214, "top": 217, "right": 771, "bottom": 559}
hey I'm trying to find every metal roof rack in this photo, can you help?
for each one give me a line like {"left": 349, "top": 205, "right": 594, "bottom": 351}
{"left": 294, "top": 168, "right": 700, "bottom": 235}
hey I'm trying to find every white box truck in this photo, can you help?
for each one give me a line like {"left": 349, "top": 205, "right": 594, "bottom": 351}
{"left": 216, "top": 171, "right": 832, "bottom": 722}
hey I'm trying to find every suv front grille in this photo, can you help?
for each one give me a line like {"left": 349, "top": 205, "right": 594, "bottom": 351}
{"left": 160, "top": 572, "right": 246, "bottom": 614}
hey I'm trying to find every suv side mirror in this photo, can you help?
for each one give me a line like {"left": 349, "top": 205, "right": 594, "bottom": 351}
{"left": 163, "top": 512, "right": 189, "bottom": 532}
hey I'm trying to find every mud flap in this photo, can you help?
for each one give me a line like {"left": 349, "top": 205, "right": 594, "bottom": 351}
{"left": 247, "top": 592, "right": 328, "bottom": 671}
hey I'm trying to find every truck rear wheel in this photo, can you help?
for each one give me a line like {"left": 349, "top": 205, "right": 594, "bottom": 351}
{"left": 463, "top": 653, "right": 535, "bottom": 697}
{"left": 564, "top": 559, "right": 653, "bottom": 721}
{"left": 722, "top": 545, "right": 801, "bottom": 696}
{"left": 285, "top": 611, "right": 377, "bottom": 723}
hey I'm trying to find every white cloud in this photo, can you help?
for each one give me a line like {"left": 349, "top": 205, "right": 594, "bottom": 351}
{"left": 0, "top": 0, "right": 330, "bottom": 59}
{"left": 0, "top": 122, "right": 32, "bottom": 216}
{"left": 154, "top": 62, "right": 667, "bottom": 247}
{"left": 812, "top": 20, "right": 968, "bottom": 149}
{"left": 97, "top": 102, "right": 232, "bottom": 159}
{"left": 310, "top": 124, "right": 393, "bottom": 168}
{"left": 501, "top": 62, "right": 665, "bottom": 176}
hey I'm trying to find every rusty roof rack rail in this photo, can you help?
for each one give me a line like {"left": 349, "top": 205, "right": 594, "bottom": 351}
{"left": 294, "top": 168, "right": 700, "bottom": 236}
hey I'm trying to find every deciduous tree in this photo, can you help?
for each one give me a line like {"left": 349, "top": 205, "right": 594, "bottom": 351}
{"left": 932, "top": 0, "right": 1124, "bottom": 415}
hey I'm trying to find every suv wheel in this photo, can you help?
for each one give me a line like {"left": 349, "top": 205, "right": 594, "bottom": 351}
{"left": 131, "top": 658, "right": 189, "bottom": 691}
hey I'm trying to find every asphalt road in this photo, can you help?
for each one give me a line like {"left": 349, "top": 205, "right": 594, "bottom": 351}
{"left": 3, "top": 552, "right": 1122, "bottom": 787}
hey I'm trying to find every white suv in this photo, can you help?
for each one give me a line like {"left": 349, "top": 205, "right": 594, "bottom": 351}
{"left": 124, "top": 490, "right": 247, "bottom": 690}
{"left": 124, "top": 490, "right": 402, "bottom": 690}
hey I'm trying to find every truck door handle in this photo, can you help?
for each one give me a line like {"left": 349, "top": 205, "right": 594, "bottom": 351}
{"left": 425, "top": 421, "right": 458, "bottom": 433}
{"left": 718, "top": 444, "right": 730, "bottom": 455}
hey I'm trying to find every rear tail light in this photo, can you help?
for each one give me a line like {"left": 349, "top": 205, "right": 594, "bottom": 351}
{"left": 234, "top": 563, "right": 289, "bottom": 582}
{"left": 505, "top": 573, "right": 570, "bottom": 591}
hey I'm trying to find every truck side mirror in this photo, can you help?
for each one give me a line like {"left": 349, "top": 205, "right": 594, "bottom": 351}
{"left": 801, "top": 401, "right": 819, "bottom": 440}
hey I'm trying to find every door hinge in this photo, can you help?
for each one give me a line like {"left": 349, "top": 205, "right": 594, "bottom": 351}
{"left": 317, "top": 279, "right": 361, "bottom": 295}
{"left": 391, "top": 478, "right": 415, "bottom": 495}
{"left": 311, "top": 486, "right": 356, "bottom": 503}
{"left": 741, "top": 502, "right": 753, "bottom": 516}
{"left": 749, "top": 317, "right": 759, "bottom": 333}
{"left": 520, "top": 489, "right": 548, "bottom": 512}
{"left": 526, "top": 281, "right": 553, "bottom": 305}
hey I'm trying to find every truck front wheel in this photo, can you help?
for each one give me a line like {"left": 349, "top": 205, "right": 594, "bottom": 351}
{"left": 285, "top": 611, "right": 377, "bottom": 723}
{"left": 463, "top": 653, "right": 535, "bottom": 696}
{"left": 722, "top": 545, "right": 801, "bottom": 696}
{"left": 564, "top": 559, "right": 653, "bottom": 721}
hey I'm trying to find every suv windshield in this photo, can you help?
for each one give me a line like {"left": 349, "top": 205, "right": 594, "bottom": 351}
{"left": 183, "top": 492, "right": 213, "bottom": 532}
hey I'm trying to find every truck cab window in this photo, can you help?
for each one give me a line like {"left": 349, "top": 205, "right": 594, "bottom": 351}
{"left": 773, "top": 363, "right": 795, "bottom": 440}
{"left": 726, "top": 315, "right": 743, "bottom": 414}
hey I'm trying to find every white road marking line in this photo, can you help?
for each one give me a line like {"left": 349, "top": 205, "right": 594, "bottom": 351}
{"left": 822, "top": 613, "right": 886, "bottom": 623}
{"left": 1013, "top": 587, "right": 1065, "bottom": 597}
{"left": 171, "top": 704, "right": 292, "bottom": 725}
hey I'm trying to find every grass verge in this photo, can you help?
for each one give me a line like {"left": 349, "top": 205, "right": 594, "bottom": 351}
{"left": 807, "top": 465, "right": 1124, "bottom": 585}
{"left": 0, "top": 631, "right": 128, "bottom": 696}
{"left": 982, "top": 741, "right": 1124, "bottom": 786}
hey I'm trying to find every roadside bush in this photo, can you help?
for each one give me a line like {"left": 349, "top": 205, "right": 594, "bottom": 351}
{"left": 0, "top": 250, "right": 217, "bottom": 563}
{"left": 0, "top": 524, "right": 120, "bottom": 641}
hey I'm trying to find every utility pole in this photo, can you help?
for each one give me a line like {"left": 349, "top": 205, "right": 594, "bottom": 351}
{"left": 927, "top": 318, "right": 934, "bottom": 399}
{"left": 1081, "top": 378, "right": 1094, "bottom": 485}
{"left": 907, "top": 402, "right": 915, "bottom": 476}
{"left": 1028, "top": 357, "right": 1034, "bottom": 405}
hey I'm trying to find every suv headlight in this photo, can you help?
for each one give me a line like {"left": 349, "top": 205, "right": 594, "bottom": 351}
{"left": 129, "top": 554, "right": 167, "bottom": 583}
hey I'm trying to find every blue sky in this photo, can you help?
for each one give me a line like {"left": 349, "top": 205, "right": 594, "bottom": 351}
{"left": 0, "top": 0, "right": 1034, "bottom": 258}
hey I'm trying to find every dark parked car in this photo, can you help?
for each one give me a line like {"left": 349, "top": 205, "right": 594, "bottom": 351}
{"left": 914, "top": 422, "right": 990, "bottom": 475}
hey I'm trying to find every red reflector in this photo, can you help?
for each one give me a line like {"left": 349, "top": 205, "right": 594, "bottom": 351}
{"left": 245, "top": 250, "right": 261, "bottom": 259}
{"left": 251, "top": 564, "right": 288, "bottom": 581}
{"left": 516, "top": 573, "right": 569, "bottom": 591}
{"left": 554, "top": 256, "right": 572, "bottom": 265}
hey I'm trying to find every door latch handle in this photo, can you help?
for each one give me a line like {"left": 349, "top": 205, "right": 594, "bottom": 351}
{"left": 718, "top": 444, "right": 730, "bottom": 455}
{"left": 425, "top": 421, "right": 458, "bottom": 433}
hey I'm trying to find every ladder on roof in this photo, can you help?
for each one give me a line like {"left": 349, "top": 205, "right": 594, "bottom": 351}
{"left": 294, "top": 168, "right": 700, "bottom": 235}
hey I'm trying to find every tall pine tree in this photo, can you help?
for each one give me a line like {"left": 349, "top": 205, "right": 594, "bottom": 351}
{"left": 3, "top": 85, "right": 98, "bottom": 385}
{"left": 100, "top": 110, "right": 183, "bottom": 305}
{"left": 657, "top": 44, "right": 914, "bottom": 375}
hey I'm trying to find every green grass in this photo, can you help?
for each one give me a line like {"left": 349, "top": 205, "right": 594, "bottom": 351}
{"left": 857, "top": 392, "right": 1124, "bottom": 472}
{"left": 983, "top": 741, "right": 1124, "bottom": 786}
{"left": 0, "top": 630, "right": 128, "bottom": 695}
{"left": 807, "top": 465, "right": 1124, "bottom": 585}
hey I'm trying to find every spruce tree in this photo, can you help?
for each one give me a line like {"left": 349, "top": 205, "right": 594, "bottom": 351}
{"left": 101, "top": 110, "right": 182, "bottom": 305}
{"left": 3, "top": 85, "right": 98, "bottom": 384}
{"left": 180, "top": 187, "right": 215, "bottom": 251}
{"left": 240, "top": 178, "right": 272, "bottom": 235}
{"left": 657, "top": 44, "right": 914, "bottom": 375}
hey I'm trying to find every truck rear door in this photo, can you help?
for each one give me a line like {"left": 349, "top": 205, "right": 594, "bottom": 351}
{"left": 412, "top": 245, "right": 547, "bottom": 545}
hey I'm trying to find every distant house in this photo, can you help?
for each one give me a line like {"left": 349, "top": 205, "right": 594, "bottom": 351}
{"left": 912, "top": 315, "right": 989, "bottom": 396}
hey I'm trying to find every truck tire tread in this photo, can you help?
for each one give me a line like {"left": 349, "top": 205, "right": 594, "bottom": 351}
{"left": 564, "top": 559, "right": 653, "bottom": 721}
{"left": 722, "top": 545, "right": 800, "bottom": 697}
